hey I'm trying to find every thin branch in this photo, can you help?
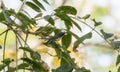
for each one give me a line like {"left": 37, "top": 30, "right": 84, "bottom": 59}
{"left": 71, "top": 16, "right": 111, "bottom": 46}
{"left": 0, "top": 29, "right": 9, "bottom": 36}
{"left": 3, "top": 30, "right": 8, "bottom": 72}
{"left": 16, "top": 32, "right": 30, "bottom": 48}
{"left": 15, "top": 34, "right": 18, "bottom": 72}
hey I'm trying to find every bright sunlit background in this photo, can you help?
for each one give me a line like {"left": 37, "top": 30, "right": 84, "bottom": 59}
{"left": 0, "top": 0, "right": 120, "bottom": 72}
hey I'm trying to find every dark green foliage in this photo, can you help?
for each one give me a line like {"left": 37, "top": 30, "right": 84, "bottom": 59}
{"left": 54, "top": 6, "right": 77, "bottom": 15}
{"left": 116, "top": 55, "right": 120, "bottom": 66}
{"left": 117, "top": 66, "right": 120, "bottom": 72}
{"left": 16, "top": 12, "right": 36, "bottom": 29}
{"left": 0, "top": 45, "right": 2, "bottom": 49}
{"left": 42, "top": 0, "right": 49, "bottom": 4}
{"left": 19, "top": 47, "right": 41, "bottom": 60}
{"left": 75, "top": 67, "right": 91, "bottom": 72}
{"left": 53, "top": 64, "right": 73, "bottom": 72}
{"left": 62, "top": 33, "right": 72, "bottom": 49}
{"left": 73, "top": 32, "right": 92, "bottom": 50}
{"left": 1, "top": 0, "right": 118, "bottom": 72}
{"left": 2, "top": 58, "right": 14, "bottom": 65}
{"left": 100, "top": 29, "right": 114, "bottom": 39}
{"left": 111, "top": 41, "right": 120, "bottom": 49}
{"left": 71, "top": 19, "right": 82, "bottom": 31}
{"left": 32, "top": 0, "right": 46, "bottom": 10}
{"left": 26, "top": 1, "right": 41, "bottom": 12}
{"left": 34, "top": 13, "right": 43, "bottom": 18}
{"left": 44, "top": 15, "right": 55, "bottom": 25}
{"left": 3, "top": 10, "right": 13, "bottom": 24}
{"left": 55, "top": 13, "right": 72, "bottom": 30}
{"left": 92, "top": 19, "right": 102, "bottom": 27}
{"left": 17, "top": 63, "right": 29, "bottom": 69}
{"left": 21, "top": 58, "right": 46, "bottom": 72}
{"left": 0, "top": 12, "right": 5, "bottom": 21}
{"left": 0, "top": 64, "right": 5, "bottom": 71}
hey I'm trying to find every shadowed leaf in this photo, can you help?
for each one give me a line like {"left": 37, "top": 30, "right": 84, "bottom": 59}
{"left": 100, "top": 29, "right": 113, "bottom": 39}
{"left": 62, "top": 33, "right": 72, "bottom": 49}
{"left": 111, "top": 41, "right": 120, "bottom": 49}
{"left": 54, "top": 6, "right": 77, "bottom": 15}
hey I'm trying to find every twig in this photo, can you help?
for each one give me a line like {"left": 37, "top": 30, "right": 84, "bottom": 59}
{"left": 15, "top": 34, "right": 18, "bottom": 72}
{"left": 3, "top": 30, "right": 8, "bottom": 72}
{"left": 0, "top": 29, "right": 9, "bottom": 36}
{"left": 71, "top": 16, "right": 111, "bottom": 46}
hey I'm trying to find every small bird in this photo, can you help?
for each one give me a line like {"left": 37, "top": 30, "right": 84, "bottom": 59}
{"left": 40, "top": 32, "right": 65, "bottom": 42}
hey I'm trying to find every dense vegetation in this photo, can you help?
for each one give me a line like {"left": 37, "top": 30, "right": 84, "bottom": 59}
{"left": 0, "top": 0, "right": 120, "bottom": 72}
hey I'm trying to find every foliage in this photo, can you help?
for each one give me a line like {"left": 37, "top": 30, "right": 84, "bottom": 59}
{"left": 0, "top": 0, "right": 119, "bottom": 72}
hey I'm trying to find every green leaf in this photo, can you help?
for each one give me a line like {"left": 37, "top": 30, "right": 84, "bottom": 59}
{"left": 19, "top": 47, "right": 41, "bottom": 60}
{"left": 17, "top": 12, "right": 36, "bottom": 29}
{"left": 92, "top": 19, "right": 102, "bottom": 27}
{"left": 116, "top": 55, "right": 120, "bottom": 66}
{"left": 0, "top": 64, "right": 5, "bottom": 71}
{"left": 55, "top": 13, "right": 72, "bottom": 30}
{"left": 42, "top": 0, "right": 49, "bottom": 4}
{"left": 26, "top": 1, "right": 41, "bottom": 12}
{"left": 7, "top": 67, "right": 16, "bottom": 72}
{"left": 32, "top": 0, "right": 46, "bottom": 10}
{"left": 73, "top": 32, "right": 92, "bottom": 49}
{"left": 19, "top": 47, "right": 34, "bottom": 53}
{"left": 3, "top": 10, "right": 13, "bottom": 24}
{"left": 17, "top": 63, "right": 29, "bottom": 69}
{"left": 44, "top": 15, "right": 54, "bottom": 25}
{"left": 36, "top": 26, "right": 55, "bottom": 37}
{"left": 71, "top": 19, "right": 82, "bottom": 31}
{"left": 34, "top": 13, "right": 43, "bottom": 18}
{"left": 6, "top": 9, "right": 16, "bottom": 15}
{"left": 117, "top": 66, "right": 120, "bottom": 72}
{"left": 75, "top": 67, "right": 91, "bottom": 72}
{"left": 67, "top": 30, "right": 79, "bottom": 39}
{"left": 0, "top": 12, "right": 5, "bottom": 21}
{"left": 2, "top": 58, "right": 14, "bottom": 65}
{"left": 54, "top": 6, "right": 77, "bottom": 15}
{"left": 100, "top": 29, "right": 113, "bottom": 39}
{"left": 60, "top": 53, "right": 72, "bottom": 65}
{"left": 55, "top": 64, "right": 73, "bottom": 72}
{"left": 21, "top": 58, "right": 46, "bottom": 72}
{"left": 31, "top": 52, "right": 41, "bottom": 60}
{"left": 111, "top": 41, "right": 120, "bottom": 49}
{"left": 0, "top": 45, "right": 2, "bottom": 49}
{"left": 81, "top": 14, "right": 91, "bottom": 19}
{"left": 62, "top": 33, "right": 72, "bottom": 49}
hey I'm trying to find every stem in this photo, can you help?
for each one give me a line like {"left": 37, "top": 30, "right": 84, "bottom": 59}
{"left": 71, "top": 16, "right": 111, "bottom": 46}
{"left": 3, "top": 30, "right": 8, "bottom": 72}
{"left": 0, "top": 29, "right": 9, "bottom": 36}
{"left": 23, "top": 33, "right": 29, "bottom": 72}
{"left": 15, "top": 34, "right": 18, "bottom": 72}
{"left": 13, "top": 0, "right": 26, "bottom": 21}
{"left": 16, "top": 32, "right": 30, "bottom": 48}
